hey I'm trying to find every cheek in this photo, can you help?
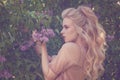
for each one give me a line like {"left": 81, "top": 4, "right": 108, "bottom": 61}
{"left": 68, "top": 31, "right": 78, "bottom": 41}
{"left": 64, "top": 27, "right": 78, "bottom": 42}
{"left": 71, "top": 28, "right": 78, "bottom": 37}
{"left": 72, "top": 32, "right": 78, "bottom": 39}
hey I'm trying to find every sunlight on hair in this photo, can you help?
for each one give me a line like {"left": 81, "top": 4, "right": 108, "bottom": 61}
{"left": 100, "top": 32, "right": 104, "bottom": 38}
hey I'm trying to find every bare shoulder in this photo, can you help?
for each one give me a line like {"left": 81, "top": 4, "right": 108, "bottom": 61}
{"left": 61, "top": 42, "right": 80, "bottom": 52}
{"left": 58, "top": 42, "right": 82, "bottom": 63}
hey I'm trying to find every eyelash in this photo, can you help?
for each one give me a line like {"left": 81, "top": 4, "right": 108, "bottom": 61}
{"left": 64, "top": 25, "right": 69, "bottom": 29}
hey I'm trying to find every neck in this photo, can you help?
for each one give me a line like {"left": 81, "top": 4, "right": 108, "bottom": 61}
{"left": 75, "top": 37, "right": 83, "bottom": 46}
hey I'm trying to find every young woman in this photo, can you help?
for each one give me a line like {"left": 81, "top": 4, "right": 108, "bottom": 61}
{"left": 34, "top": 5, "right": 107, "bottom": 80}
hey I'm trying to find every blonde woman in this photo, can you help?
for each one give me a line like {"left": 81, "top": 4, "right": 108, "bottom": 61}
{"left": 34, "top": 5, "right": 106, "bottom": 80}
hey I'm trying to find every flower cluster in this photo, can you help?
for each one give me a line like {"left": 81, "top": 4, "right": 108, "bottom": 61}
{"left": 20, "top": 28, "right": 55, "bottom": 51}
{"left": 106, "top": 34, "right": 114, "bottom": 41}
{"left": 0, "top": 70, "right": 13, "bottom": 79}
{"left": 0, "top": 56, "right": 6, "bottom": 63}
{"left": 20, "top": 40, "right": 34, "bottom": 51}
{"left": 0, "top": 56, "right": 13, "bottom": 79}
{"left": 32, "top": 28, "right": 55, "bottom": 42}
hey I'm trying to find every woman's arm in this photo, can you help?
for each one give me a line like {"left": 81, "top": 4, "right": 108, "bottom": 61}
{"left": 35, "top": 42, "right": 52, "bottom": 62}
{"left": 36, "top": 42, "right": 81, "bottom": 80}
{"left": 40, "top": 42, "right": 56, "bottom": 80}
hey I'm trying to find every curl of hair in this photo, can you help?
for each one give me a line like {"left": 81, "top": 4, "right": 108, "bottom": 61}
{"left": 62, "top": 5, "right": 107, "bottom": 80}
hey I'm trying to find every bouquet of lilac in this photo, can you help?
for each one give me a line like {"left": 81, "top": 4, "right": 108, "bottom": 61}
{"left": 32, "top": 28, "right": 55, "bottom": 42}
{"left": 20, "top": 28, "right": 55, "bottom": 51}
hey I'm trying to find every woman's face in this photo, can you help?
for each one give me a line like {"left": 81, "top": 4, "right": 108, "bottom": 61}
{"left": 61, "top": 18, "right": 78, "bottom": 42}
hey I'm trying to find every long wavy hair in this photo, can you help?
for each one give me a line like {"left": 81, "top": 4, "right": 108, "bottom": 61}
{"left": 61, "top": 5, "right": 107, "bottom": 80}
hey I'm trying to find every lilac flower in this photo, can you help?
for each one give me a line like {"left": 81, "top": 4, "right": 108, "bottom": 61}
{"left": 32, "top": 30, "right": 42, "bottom": 42}
{"left": 20, "top": 28, "right": 55, "bottom": 51}
{"left": 107, "top": 34, "right": 114, "bottom": 41}
{"left": 20, "top": 45, "right": 28, "bottom": 51}
{"left": 32, "top": 28, "right": 55, "bottom": 42}
{"left": 0, "top": 56, "right": 6, "bottom": 63}
{"left": 40, "top": 36, "right": 49, "bottom": 42}
{"left": 40, "top": 28, "right": 47, "bottom": 35}
{"left": 0, "top": 70, "right": 12, "bottom": 79}
{"left": 20, "top": 40, "right": 34, "bottom": 51}
{"left": 46, "top": 29, "right": 55, "bottom": 37}
{"left": 40, "top": 28, "right": 55, "bottom": 37}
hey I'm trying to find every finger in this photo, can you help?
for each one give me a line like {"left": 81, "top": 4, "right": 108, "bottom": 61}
{"left": 36, "top": 41, "right": 42, "bottom": 45}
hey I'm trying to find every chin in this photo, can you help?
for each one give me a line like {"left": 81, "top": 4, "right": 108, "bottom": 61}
{"left": 64, "top": 40, "right": 68, "bottom": 43}
{"left": 64, "top": 38, "right": 73, "bottom": 43}
{"left": 64, "top": 40, "right": 71, "bottom": 43}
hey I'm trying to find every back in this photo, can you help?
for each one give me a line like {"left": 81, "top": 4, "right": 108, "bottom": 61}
{"left": 49, "top": 42, "right": 86, "bottom": 80}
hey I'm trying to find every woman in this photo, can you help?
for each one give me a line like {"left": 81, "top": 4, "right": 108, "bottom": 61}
{"left": 34, "top": 5, "right": 106, "bottom": 80}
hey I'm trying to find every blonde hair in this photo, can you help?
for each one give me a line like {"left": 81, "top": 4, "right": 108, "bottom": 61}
{"left": 62, "top": 6, "right": 106, "bottom": 80}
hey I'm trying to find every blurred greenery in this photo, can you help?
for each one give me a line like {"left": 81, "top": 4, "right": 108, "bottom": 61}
{"left": 0, "top": 0, "right": 120, "bottom": 80}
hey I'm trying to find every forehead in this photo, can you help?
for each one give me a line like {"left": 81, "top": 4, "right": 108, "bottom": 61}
{"left": 62, "top": 18, "right": 74, "bottom": 26}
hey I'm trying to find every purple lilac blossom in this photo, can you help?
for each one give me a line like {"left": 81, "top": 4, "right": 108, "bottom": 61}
{"left": 107, "top": 34, "right": 114, "bottom": 41}
{"left": 20, "top": 45, "right": 28, "bottom": 51}
{"left": 0, "top": 70, "right": 12, "bottom": 79}
{"left": 20, "top": 28, "right": 55, "bottom": 51}
{"left": 32, "top": 30, "right": 42, "bottom": 42}
{"left": 20, "top": 40, "right": 34, "bottom": 51}
{"left": 40, "top": 36, "right": 49, "bottom": 42}
{"left": 46, "top": 29, "right": 55, "bottom": 37}
{"left": 40, "top": 28, "right": 55, "bottom": 37}
{"left": 32, "top": 28, "right": 55, "bottom": 42}
{"left": 0, "top": 56, "right": 6, "bottom": 63}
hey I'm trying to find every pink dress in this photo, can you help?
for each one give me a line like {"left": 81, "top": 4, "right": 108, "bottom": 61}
{"left": 45, "top": 44, "right": 86, "bottom": 80}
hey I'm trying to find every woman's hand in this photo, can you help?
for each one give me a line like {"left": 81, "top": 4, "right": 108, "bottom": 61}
{"left": 35, "top": 41, "right": 47, "bottom": 56}
{"left": 32, "top": 29, "right": 47, "bottom": 56}
{"left": 35, "top": 41, "right": 42, "bottom": 56}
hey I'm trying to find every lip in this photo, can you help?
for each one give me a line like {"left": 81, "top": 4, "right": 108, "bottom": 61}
{"left": 62, "top": 35, "right": 65, "bottom": 38}
{"left": 61, "top": 35, "right": 65, "bottom": 40}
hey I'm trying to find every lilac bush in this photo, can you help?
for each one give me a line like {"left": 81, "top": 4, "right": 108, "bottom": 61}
{"left": 0, "top": 0, "right": 54, "bottom": 80}
{"left": 19, "top": 9, "right": 55, "bottom": 51}
{"left": 0, "top": 56, "right": 13, "bottom": 79}
{"left": 0, "top": 0, "right": 119, "bottom": 80}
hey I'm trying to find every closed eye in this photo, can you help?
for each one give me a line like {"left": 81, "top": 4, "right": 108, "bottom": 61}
{"left": 64, "top": 25, "right": 69, "bottom": 29}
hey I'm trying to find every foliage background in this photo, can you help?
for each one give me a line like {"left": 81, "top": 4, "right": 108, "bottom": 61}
{"left": 0, "top": 0, "right": 120, "bottom": 80}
